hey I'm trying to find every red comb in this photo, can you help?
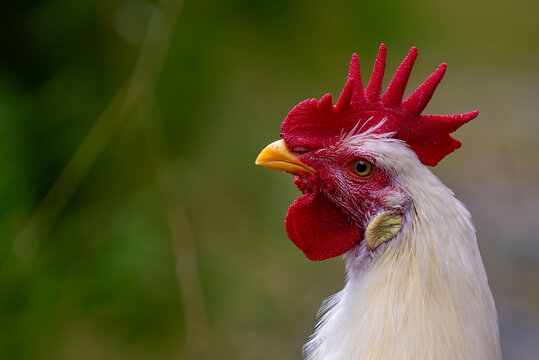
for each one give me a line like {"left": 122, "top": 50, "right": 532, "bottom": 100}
{"left": 280, "top": 44, "right": 478, "bottom": 166}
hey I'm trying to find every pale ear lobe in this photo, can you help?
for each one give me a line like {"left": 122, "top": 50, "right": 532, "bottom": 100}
{"left": 365, "top": 212, "right": 403, "bottom": 250}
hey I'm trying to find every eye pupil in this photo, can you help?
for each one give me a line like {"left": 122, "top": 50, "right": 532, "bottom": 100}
{"left": 351, "top": 159, "right": 373, "bottom": 177}
{"left": 355, "top": 161, "right": 368, "bottom": 173}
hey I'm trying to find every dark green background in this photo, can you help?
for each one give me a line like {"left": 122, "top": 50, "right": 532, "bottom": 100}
{"left": 1, "top": 0, "right": 538, "bottom": 359}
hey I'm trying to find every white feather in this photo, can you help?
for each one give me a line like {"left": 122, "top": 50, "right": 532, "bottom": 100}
{"left": 303, "top": 137, "right": 501, "bottom": 360}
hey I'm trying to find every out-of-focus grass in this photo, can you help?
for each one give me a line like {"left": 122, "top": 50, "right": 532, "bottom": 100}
{"left": 0, "top": 0, "right": 538, "bottom": 359}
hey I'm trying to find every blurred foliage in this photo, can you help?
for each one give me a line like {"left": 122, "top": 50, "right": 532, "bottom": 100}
{"left": 0, "top": 0, "right": 538, "bottom": 359}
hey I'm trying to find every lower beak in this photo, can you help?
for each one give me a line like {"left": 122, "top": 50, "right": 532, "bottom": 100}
{"left": 255, "top": 139, "right": 315, "bottom": 175}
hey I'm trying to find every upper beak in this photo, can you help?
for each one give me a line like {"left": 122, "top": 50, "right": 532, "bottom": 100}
{"left": 255, "top": 139, "right": 315, "bottom": 175}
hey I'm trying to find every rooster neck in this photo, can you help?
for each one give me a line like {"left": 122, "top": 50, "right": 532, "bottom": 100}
{"left": 303, "top": 168, "right": 501, "bottom": 360}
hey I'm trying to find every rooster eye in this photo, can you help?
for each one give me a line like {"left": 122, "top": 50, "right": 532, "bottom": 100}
{"left": 350, "top": 159, "right": 373, "bottom": 178}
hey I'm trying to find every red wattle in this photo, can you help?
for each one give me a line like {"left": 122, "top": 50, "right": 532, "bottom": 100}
{"left": 285, "top": 193, "right": 361, "bottom": 261}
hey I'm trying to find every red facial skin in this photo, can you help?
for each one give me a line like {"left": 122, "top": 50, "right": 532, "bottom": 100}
{"left": 284, "top": 146, "right": 411, "bottom": 261}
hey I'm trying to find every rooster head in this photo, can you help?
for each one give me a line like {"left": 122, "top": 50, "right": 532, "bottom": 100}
{"left": 256, "top": 44, "right": 478, "bottom": 261}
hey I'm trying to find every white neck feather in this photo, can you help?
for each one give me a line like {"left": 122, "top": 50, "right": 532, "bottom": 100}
{"left": 304, "top": 152, "right": 501, "bottom": 360}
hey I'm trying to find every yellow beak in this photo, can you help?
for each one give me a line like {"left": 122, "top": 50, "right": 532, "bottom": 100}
{"left": 255, "top": 139, "right": 315, "bottom": 174}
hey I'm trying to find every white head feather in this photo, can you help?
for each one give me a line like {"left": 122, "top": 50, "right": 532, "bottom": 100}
{"left": 303, "top": 135, "right": 501, "bottom": 360}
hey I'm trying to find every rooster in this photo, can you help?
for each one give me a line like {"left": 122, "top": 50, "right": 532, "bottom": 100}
{"left": 255, "top": 45, "right": 501, "bottom": 360}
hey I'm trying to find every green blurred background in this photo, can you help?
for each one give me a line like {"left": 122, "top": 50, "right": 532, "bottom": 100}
{"left": 1, "top": 0, "right": 538, "bottom": 359}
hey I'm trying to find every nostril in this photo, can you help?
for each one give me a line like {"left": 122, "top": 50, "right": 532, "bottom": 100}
{"left": 292, "top": 146, "right": 310, "bottom": 154}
